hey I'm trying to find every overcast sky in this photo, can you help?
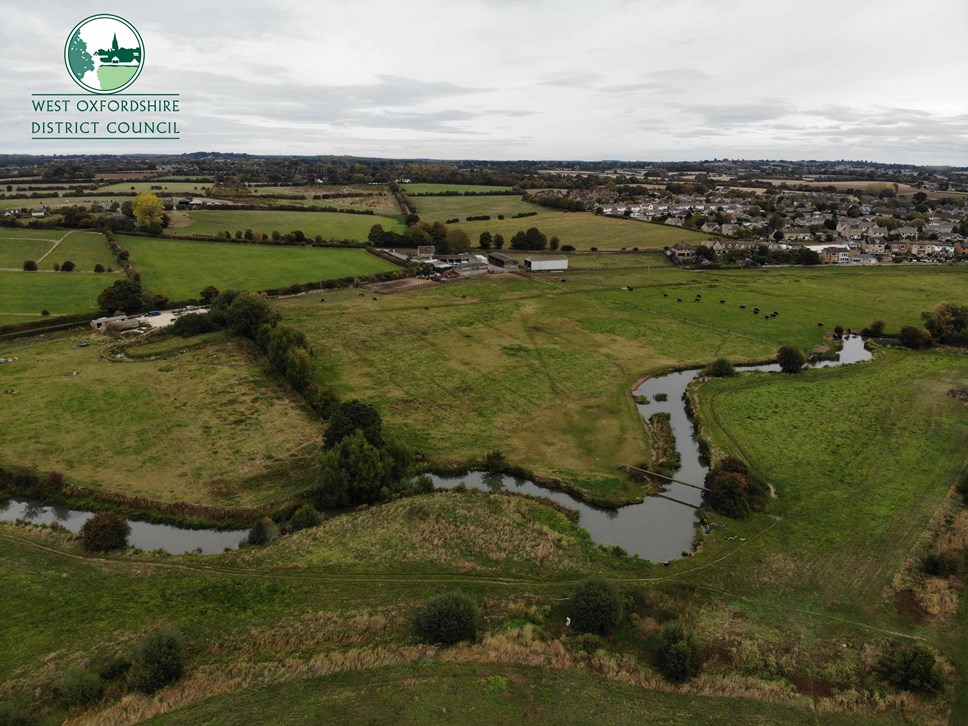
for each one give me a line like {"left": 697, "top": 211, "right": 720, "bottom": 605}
{"left": 3, "top": 0, "right": 967, "bottom": 163}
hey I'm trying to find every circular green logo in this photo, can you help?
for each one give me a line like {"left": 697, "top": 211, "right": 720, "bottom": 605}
{"left": 65, "top": 14, "right": 144, "bottom": 94}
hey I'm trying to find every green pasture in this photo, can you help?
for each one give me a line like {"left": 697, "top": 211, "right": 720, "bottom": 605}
{"left": 0, "top": 269, "right": 118, "bottom": 316}
{"left": 166, "top": 210, "right": 406, "bottom": 240}
{"left": 119, "top": 235, "right": 398, "bottom": 300}
{"left": 401, "top": 183, "right": 514, "bottom": 194}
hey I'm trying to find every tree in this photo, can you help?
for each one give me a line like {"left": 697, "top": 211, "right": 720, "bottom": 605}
{"left": 367, "top": 223, "right": 385, "bottom": 244}
{"left": 776, "top": 346, "right": 805, "bottom": 374}
{"left": 493, "top": 233, "right": 505, "bottom": 250}
{"left": 246, "top": 517, "right": 277, "bottom": 546}
{"left": 94, "top": 263, "right": 105, "bottom": 273}
{"left": 224, "top": 292, "right": 279, "bottom": 339}
{"left": 132, "top": 193, "right": 165, "bottom": 232}
{"left": 571, "top": 577, "right": 623, "bottom": 635}
{"left": 128, "top": 629, "right": 186, "bottom": 693}
{"left": 199, "top": 285, "right": 219, "bottom": 304}
{"left": 445, "top": 228, "right": 471, "bottom": 253}
{"left": 60, "top": 260, "right": 76, "bottom": 272}
{"left": 97, "top": 279, "right": 145, "bottom": 314}
{"left": 549, "top": 235, "right": 560, "bottom": 251}
{"left": 324, "top": 400, "right": 383, "bottom": 448}
{"left": 414, "top": 592, "right": 481, "bottom": 645}
{"left": 878, "top": 645, "right": 942, "bottom": 693}
{"left": 899, "top": 326, "right": 932, "bottom": 350}
{"left": 314, "top": 431, "right": 392, "bottom": 506}
{"left": 67, "top": 28, "right": 94, "bottom": 79}
{"left": 703, "top": 456, "right": 768, "bottom": 519}
{"left": 479, "top": 231, "right": 493, "bottom": 250}
{"left": 23, "top": 260, "right": 37, "bottom": 271}
{"left": 922, "top": 302, "right": 968, "bottom": 346}
{"left": 702, "top": 358, "right": 735, "bottom": 377}
{"left": 655, "top": 621, "right": 702, "bottom": 683}
{"left": 289, "top": 503, "right": 322, "bottom": 531}
{"left": 79, "top": 512, "right": 130, "bottom": 552}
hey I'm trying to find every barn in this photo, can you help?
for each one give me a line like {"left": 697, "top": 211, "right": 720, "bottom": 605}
{"left": 524, "top": 255, "right": 569, "bottom": 272}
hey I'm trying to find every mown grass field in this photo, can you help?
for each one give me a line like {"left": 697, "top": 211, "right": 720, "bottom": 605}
{"left": 119, "top": 235, "right": 398, "bottom": 300}
{"left": 279, "top": 266, "right": 967, "bottom": 502}
{"left": 401, "top": 183, "right": 514, "bottom": 194}
{"left": 166, "top": 210, "right": 406, "bottom": 240}
{"left": 500, "top": 250, "right": 674, "bottom": 268}
{"left": 39, "top": 231, "right": 114, "bottom": 271}
{"left": 0, "top": 269, "right": 120, "bottom": 316}
{"left": 0, "top": 197, "right": 67, "bottom": 210}
{"left": 0, "top": 332, "right": 322, "bottom": 505}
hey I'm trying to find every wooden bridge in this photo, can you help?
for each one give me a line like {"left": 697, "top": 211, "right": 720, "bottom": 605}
{"left": 621, "top": 465, "right": 708, "bottom": 509}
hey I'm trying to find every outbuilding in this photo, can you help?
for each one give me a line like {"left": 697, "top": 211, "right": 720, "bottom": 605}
{"left": 488, "top": 252, "right": 519, "bottom": 269}
{"left": 524, "top": 255, "right": 568, "bottom": 272}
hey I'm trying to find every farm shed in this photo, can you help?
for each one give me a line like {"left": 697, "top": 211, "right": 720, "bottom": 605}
{"left": 488, "top": 252, "right": 519, "bottom": 269}
{"left": 524, "top": 255, "right": 568, "bottom": 272}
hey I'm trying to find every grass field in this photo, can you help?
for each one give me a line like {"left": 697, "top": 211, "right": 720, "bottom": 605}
{"left": 246, "top": 185, "right": 401, "bottom": 215}
{"left": 278, "top": 266, "right": 967, "bottom": 502}
{"left": 96, "top": 182, "right": 211, "bottom": 193}
{"left": 0, "top": 237, "right": 52, "bottom": 268}
{"left": 500, "top": 250, "right": 674, "bottom": 268}
{"left": 401, "top": 183, "right": 514, "bottom": 194}
{"left": 118, "top": 236, "right": 399, "bottom": 300}
{"left": 0, "top": 197, "right": 67, "bottom": 210}
{"left": 455, "top": 209, "right": 712, "bottom": 250}
{"left": 166, "top": 210, "right": 406, "bottom": 240}
{"left": 410, "top": 193, "right": 544, "bottom": 222}
{"left": 0, "top": 269, "right": 120, "bottom": 316}
{"left": 0, "top": 332, "right": 322, "bottom": 505}
{"left": 38, "top": 231, "right": 114, "bottom": 271}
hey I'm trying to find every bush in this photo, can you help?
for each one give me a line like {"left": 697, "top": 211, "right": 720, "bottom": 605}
{"left": 702, "top": 357, "right": 736, "bottom": 377}
{"left": 128, "top": 628, "right": 186, "bottom": 693}
{"left": 246, "top": 517, "right": 278, "bottom": 546}
{"left": 324, "top": 400, "right": 384, "bottom": 448}
{"left": 95, "top": 654, "right": 131, "bottom": 682}
{"left": 414, "top": 592, "right": 481, "bottom": 645}
{"left": 571, "top": 577, "right": 623, "bottom": 635}
{"left": 776, "top": 346, "right": 805, "bottom": 374}
{"left": 22, "top": 260, "right": 37, "bottom": 271}
{"left": 922, "top": 552, "right": 962, "bottom": 578}
{"left": 60, "top": 260, "right": 76, "bottom": 272}
{"left": 862, "top": 319, "right": 886, "bottom": 337}
{"left": 171, "top": 312, "right": 217, "bottom": 337}
{"left": 655, "top": 620, "right": 702, "bottom": 683}
{"left": 94, "top": 263, "right": 105, "bottom": 273}
{"left": 704, "top": 457, "right": 769, "bottom": 519}
{"left": 289, "top": 503, "right": 322, "bottom": 531}
{"left": 0, "top": 701, "right": 33, "bottom": 726}
{"left": 79, "top": 512, "right": 130, "bottom": 552}
{"left": 57, "top": 668, "right": 103, "bottom": 708}
{"left": 878, "top": 644, "right": 943, "bottom": 693}
{"left": 899, "top": 325, "right": 932, "bottom": 350}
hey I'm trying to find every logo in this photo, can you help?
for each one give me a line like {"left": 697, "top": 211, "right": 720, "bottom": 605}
{"left": 64, "top": 14, "right": 144, "bottom": 94}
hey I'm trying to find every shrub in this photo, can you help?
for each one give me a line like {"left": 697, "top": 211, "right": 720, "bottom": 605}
{"left": 655, "top": 620, "right": 702, "bottom": 683}
{"left": 128, "top": 628, "right": 186, "bottom": 693}
{"left": 958, "top": 470, "right": 968, "bottom": 505}
{"left": 95, "top": 655, "right": 131, "bottom": 682}
{"left": 862, "top": 319, "right": 886, "bottom": 337}
{"left": 878, "top": 644, "right": 943, "bottom": 693}
{"left": 246, "top": 517, "right": 278, "bottom": 546}
{"left": 324, "top": 400, "right": 384, "bottom": 448}
{"left": 94, "top": 263, "right": 105, "bottom": 273}
{"left": 41, "top": 309, "right": 50, "bottom": 316}
{"left": 57, "top": 668, "right": 103, "bottom": 708}
{"left": 922, "top": 552, "right": 962, "bottom": 578}
{"left": 79, "top": 512, "right": 130, "bottom": 552}
{"left": 899, "top": 325, "right": 932, "bottom": 350}
{"left": 171, "top": 312, "right": 217, "bottom": 337}
{"left": 702, "top": 357, "right": 735, "bottom": 377}
{"left": 22, "top": 260, "right": 37, "bottom": 271}
{"left": 60, "top": 260, "right": 76, "bottom": 272}
{"left": 776, "top": 346, "right": 805, "bottom": 374}
{"left": 571, "top": 577, "right": 623, "bottom": 635}
{"left": 0, "top": 701, "right": 33, "bottom": 726}
{"left": 704, "top": 457, "right": 769, "bottom": 519}
{"left": 414, "top": 592, "right": 482, "bottom": 645}
{"left": 289, "top": 503, "right": 322, "bottom": 531}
